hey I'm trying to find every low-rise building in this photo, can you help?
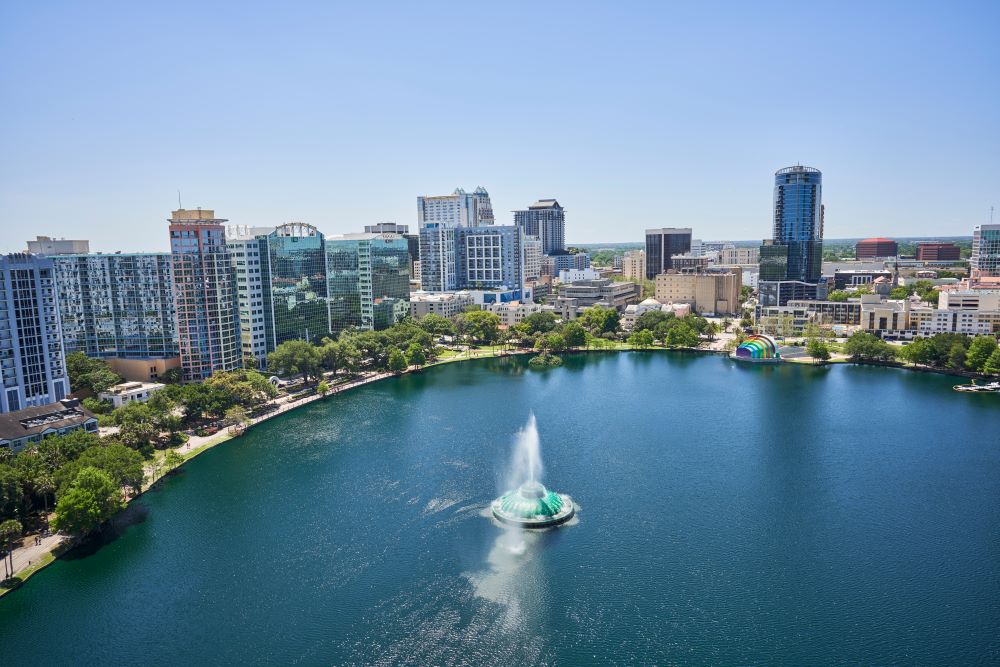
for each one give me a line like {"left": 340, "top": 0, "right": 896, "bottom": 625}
{"left": 909, "top": 307, "right": 1000, "bottom": 336}
{"left": 654, "top": 269, "right": 742, "bottom": 315}
{"left": 718, "top": 247, "right": 759, "bottom": 265}
{"left": 409, "top": 291, "right": 475, "bottom": 319}
{"left": 860, "top": 298, "right": 911, "bottom": 336}
{"left": 98, "top": 381, "right": 166, "bottom": 409}
{"left": 560, "top": 278, "right": 640, "bottom": 311}
{"left": 0, "top": 399, "right": 99, "bottom": 452}
{"left": 542, "top": 252, "right": 590, "bottom": 277}
{"left": 622, "top": 298, "right": 692, "bottom": 330}
{"left": 833, "top": 270, "right": 894, "bottom": 290}
{"left": 558, "top": 268, "right": 600, "bottom": 283}
{"left": 483, "top": 301, "right": 545, "bottom": 327}
{"left": 937, "top": 290, "right": 1000, "bottom": 311}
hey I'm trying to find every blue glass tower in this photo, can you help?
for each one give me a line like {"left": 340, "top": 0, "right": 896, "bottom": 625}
{"left": 767, "top": 165, "right": 823, "bottom": 282}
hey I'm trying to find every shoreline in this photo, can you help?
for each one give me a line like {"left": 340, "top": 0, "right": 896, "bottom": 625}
{"left": 1, "top": 341, "right": 992, "bottom": 598}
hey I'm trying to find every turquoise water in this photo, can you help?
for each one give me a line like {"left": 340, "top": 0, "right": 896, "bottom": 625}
{"left": 1, "top": 353, "right": 998, "bottom": 665}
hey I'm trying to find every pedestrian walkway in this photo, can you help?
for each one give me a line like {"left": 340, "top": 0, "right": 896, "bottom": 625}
{"left": 5, "top": 533, "right": 65, "bottom": 580}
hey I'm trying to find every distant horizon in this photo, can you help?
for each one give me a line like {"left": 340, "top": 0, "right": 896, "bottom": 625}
{"left": 1, "top": 2, "right": 997, "bottom": 252}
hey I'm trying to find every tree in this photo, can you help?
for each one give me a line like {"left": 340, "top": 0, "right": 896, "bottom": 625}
{"left": 521, "top": 312, "right": 558, "bottom": 335}
{"left": 316, "top": 380, "right": 330, "bottom": 397}
{"left": 633, "top": 310, "right": 674, "bottom": 333}
{"left": 267, "top": 339, "right": 323, "bottom": 384}
{"left": 65, "top": 352, "right": 123, "bottom": 395}
{"left": 52, "top": 467, "right": 124, "bottom": 536}
{"left": 627, "top": 330, "right": 655, "bottom": 349}
{"left": 826, "top": 290, "right": 850, "bottom": 302}
{"left": 665, "top": 323, "right": 700, "bottom": 348}
{"left": 56, "top": 443, "right": 145, "bottom": 498}
{"left": 0, "top": 519, "right": 22, "bottom": 579}
{"left": 560, "top": 322, "right": 587, "bottom": 348}
{"left": 406, "top": 343, "right": 426, "bottom": 369}
{"left": 579, "top": 306, "right": 621, "bottom": 336}
{"left": 705, "top": 321, "right": 720, "bottom": 341}
{"left": 845, "top": 332, "right": 896, "bottom": 362}
{"left": 965, "top": 336, "right": 998, "bottom": 372}
{"left": 160, "top": 368, "right": 184, "bottom": 385}
{"left": 225, "top": 405, "right": 250, "bottom": 435}
{"left": 983, "top": 347, "right": 1000, "bottom": 376}
{"left": 206, "top": 369, "right": 277, "bottom": 409}
{"left": 163, "top": 450, "right": 184, "bottom": 472}
{"left": 456, "top": 311, "right": 501, "bottom": 344}
{"left": 387, "top": 347, "right": 408, "bottom": 374}
{"left": 947, "top": 341, "right": 967, "bottom": 370}
{"left": 416, "top": 313, "right": 455, "bottom": 337}
{"left": 807, "top": 338, "right": 831, "bottom": 360}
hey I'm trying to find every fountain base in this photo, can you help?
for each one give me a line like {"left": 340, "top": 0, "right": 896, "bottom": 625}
{"left": 491, "top": 481, "right": 575, "bottom": 528}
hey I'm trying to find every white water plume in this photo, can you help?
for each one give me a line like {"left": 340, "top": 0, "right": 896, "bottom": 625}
{"left": 504, "top": 413, "right": 543, "bottom": 492}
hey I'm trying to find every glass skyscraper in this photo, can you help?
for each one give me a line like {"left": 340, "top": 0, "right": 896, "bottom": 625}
{"left": 327, "top": 233, "right": 411, "bottom": 333}
{"left": 765, "top": 165, "right": 824, "bottom": 283}
{"left": 265, "top": 223, "right": 330, "bottom": 345}
{"left": 972, "top": 223, "right": 1000, "bottom": 277}
{"left": 644, "top": 228, "right": 693, "bottom": 279}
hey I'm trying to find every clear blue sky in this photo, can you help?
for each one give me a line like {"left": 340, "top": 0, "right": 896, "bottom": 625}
{"left": 1, "top": 1, "right": 997, "bottom": 252}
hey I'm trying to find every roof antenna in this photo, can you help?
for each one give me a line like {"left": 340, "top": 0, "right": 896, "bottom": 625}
{"left": 177, "top": 190, "right": 183, "bottom": 209}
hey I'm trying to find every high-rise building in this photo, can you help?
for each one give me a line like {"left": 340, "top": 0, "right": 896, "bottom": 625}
{"left": 972, "top": 224, "right": 1000, "bottom": 277}
{"left": 0, "top": 254, "right": 70, "bottom": 413}
{"left": 168, "top": 208, "right": 241, "bottom": 381}
{"left": 523, "top": 236, "right": 543, "bottom": 282}
{"left": 762, "top": 165, "right": 824, "bottom": 283}
{"left": 26, "top": 236, "right": 90, "bottom": 256}
{"left": 654, "top": 268, "right": 743, "bottom": 316}
{"left": 52, "top": 253, "right": 177, "bottom": 364}
{"left": 455, "top": 226, "right": 523, "bottom": 291}
{"left": 622, "top": 250, "right": 645, "bottom": 280}
{"left": 326, "top": 232, "right": 411, "bottom": 333}
{"left": 417, "top": 187, "right": 494, "bottom": 228}
{"left": 365, "top": 223, "right": 419, "bottom": 279}
{"left": 644, "top": 228, "right": 692, "bottom": 279}
{"left": 419, "top": 224, "right": 457, "bottom": 291}
{"left": 855, "top": 237, "right": 898, "bottom": 259}
{"left": 915, "top": 242, "right": 961, "bottom": 261}
{"left": 514, "top": 199, "right": 566, "bottom": 254}
{"left": 228, "top": 223, "right": 330, "bottom": 365}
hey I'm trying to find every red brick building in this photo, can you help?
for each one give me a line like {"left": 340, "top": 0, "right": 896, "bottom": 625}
{"left": 915, "top": 242, "right": 961, "bottom": 261}
{"left": 855, "top": 237, "right": 898, "bottom": 259}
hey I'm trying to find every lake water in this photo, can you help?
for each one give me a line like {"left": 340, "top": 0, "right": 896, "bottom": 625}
{"left": 1, "top": 352, "right": 998, "bottom": 665}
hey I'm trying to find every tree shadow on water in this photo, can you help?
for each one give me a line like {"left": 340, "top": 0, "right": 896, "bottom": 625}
{"left": 60, "top": 502, "right": 151, "bottom": 561}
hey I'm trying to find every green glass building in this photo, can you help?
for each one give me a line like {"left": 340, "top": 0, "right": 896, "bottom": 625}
{"left": 326, "top": 233, "right": 411, "bottom": 333}
{"left": 264, "top": 223, "right": 330, "bottom": 346}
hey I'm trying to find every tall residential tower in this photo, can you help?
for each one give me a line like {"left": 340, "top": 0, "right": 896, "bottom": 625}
{"left": 168, "top": 209, "right": 241, "bottom": 381}
{"left": 514, "top": 199, "right": 566, "bottom": 254}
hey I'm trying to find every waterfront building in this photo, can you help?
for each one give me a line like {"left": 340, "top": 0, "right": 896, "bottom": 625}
{"left": 855, "top": 237, "right": 898, "bottom": 259}
{"left": 98, "top": 381, "right": 165, "bottom": 409}
{"left": 622, "top": 250, "right": 645, "bottom": 280}
{"left": 227, "top": 227, "right": 272, "bottom": 366}
{"left": 327, "top": 232, "right": 410, "bottom": 333}
{"left": 542, "top": 251, "right": 590, "bottom": 277}
{"left": 915, "top": 242, "right": 961, "bottom": 261}
{"left": 419, "top": 224, "right": 457, "bottom": 291}
{"left": 756, "top": 297, "right": 865, "bottom": 331}
{"left": 366, "top": 223, "right": 420, "bottom": 280}
{"left": 418, "top": 187, "right": 494, "bottom": 228}
{"left": 645, "top": 228, "right": 692, "bottom": 279}
{"left": 0, "top": 254, "right": 71, "bottom": 413}
{"left": 653, "top": 269, "right": 742, "bottom": 316}
{"left": 622, "top": 298, "right": 692, "bottom": 330}
{"left": 52, "top": 253, "right": 178, "bottom": 375}
{"left": 860, "top": 298, "right": 911, "bottom": 336}
{"left": 972, "top": 224, "right": 1000, "bottom": 276}
{"left": 0, "top": 399, "right": 98, "bottom": 452}
{"left": 26, "top": 236, "right": 90, "bottom": 256}
{"left": 483, "top": 300, "right": 546, "bottom": 327}
{"left": 908, "top": 307, "right": 1000, "bottom": 336}
{"left": 718, "top": 247, "right": 759, "bottom": 265}
{"left": 408, "top": 291, "right": 475, "bottom": 319}
{"left": 168, "top": 208, "right": 242, "bottom": 382}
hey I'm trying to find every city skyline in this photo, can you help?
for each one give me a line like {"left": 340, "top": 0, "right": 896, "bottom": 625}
{"left": 2, "top": 2, "right": 998, "bottom": 252}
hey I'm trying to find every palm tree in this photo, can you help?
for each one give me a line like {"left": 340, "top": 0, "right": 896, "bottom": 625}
{"left": 37, "top": 474, "right": 56, "bottom": 514}
{"left": 0, "top": 519, "right": 22, "bottom": 580}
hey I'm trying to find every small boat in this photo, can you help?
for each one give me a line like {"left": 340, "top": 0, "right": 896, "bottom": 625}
{"left": 953, "top": 381, "right": 1000, "bottom": 393}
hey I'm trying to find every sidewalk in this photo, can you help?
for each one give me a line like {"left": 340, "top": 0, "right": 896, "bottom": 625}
{"left": 5, "top": 533, "right": 66, "bottom": 581}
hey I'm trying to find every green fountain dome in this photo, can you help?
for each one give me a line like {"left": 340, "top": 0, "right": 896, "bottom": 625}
{"left": 491, "top": 481, "right": 574, "bottom": 528}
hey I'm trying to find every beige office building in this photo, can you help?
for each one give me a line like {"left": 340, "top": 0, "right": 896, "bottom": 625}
{"left": 622, "top": 250, "right": 645, "bottom": 280}
{"left": 654, "top": 269, "right": 742, "bottom": 315}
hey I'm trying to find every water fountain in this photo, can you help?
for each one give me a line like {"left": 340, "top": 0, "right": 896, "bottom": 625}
{"left": 491, "top": 414, "right": 575, "bottom": 528}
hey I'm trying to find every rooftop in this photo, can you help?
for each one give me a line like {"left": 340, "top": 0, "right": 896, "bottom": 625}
{"left": 0, "top": 400, "right": 96, "bottom": 440}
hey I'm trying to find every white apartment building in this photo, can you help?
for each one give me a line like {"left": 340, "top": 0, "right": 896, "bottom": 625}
{"left": 227, "top": 226, "right": 274, "bottom": 366}
{"left": 98, "top": 381, "right": 165, "bottom": 409}
{"left": 718, "top": 247, "right": 760, "bottom": 265}
{"left": 559, "top": 268, "right": 601, "bottom": 283}
{"left": 937, "top": 290, "right": 1000, "bottom": 311}
{"left": 409, "top": 291, "right": 475, "bottom": 319}
{"left": 483, "top": 301, "right": 545, "bottom": 327}
{"left": 524, "top": 236, "right": 543, "bottom": 282}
